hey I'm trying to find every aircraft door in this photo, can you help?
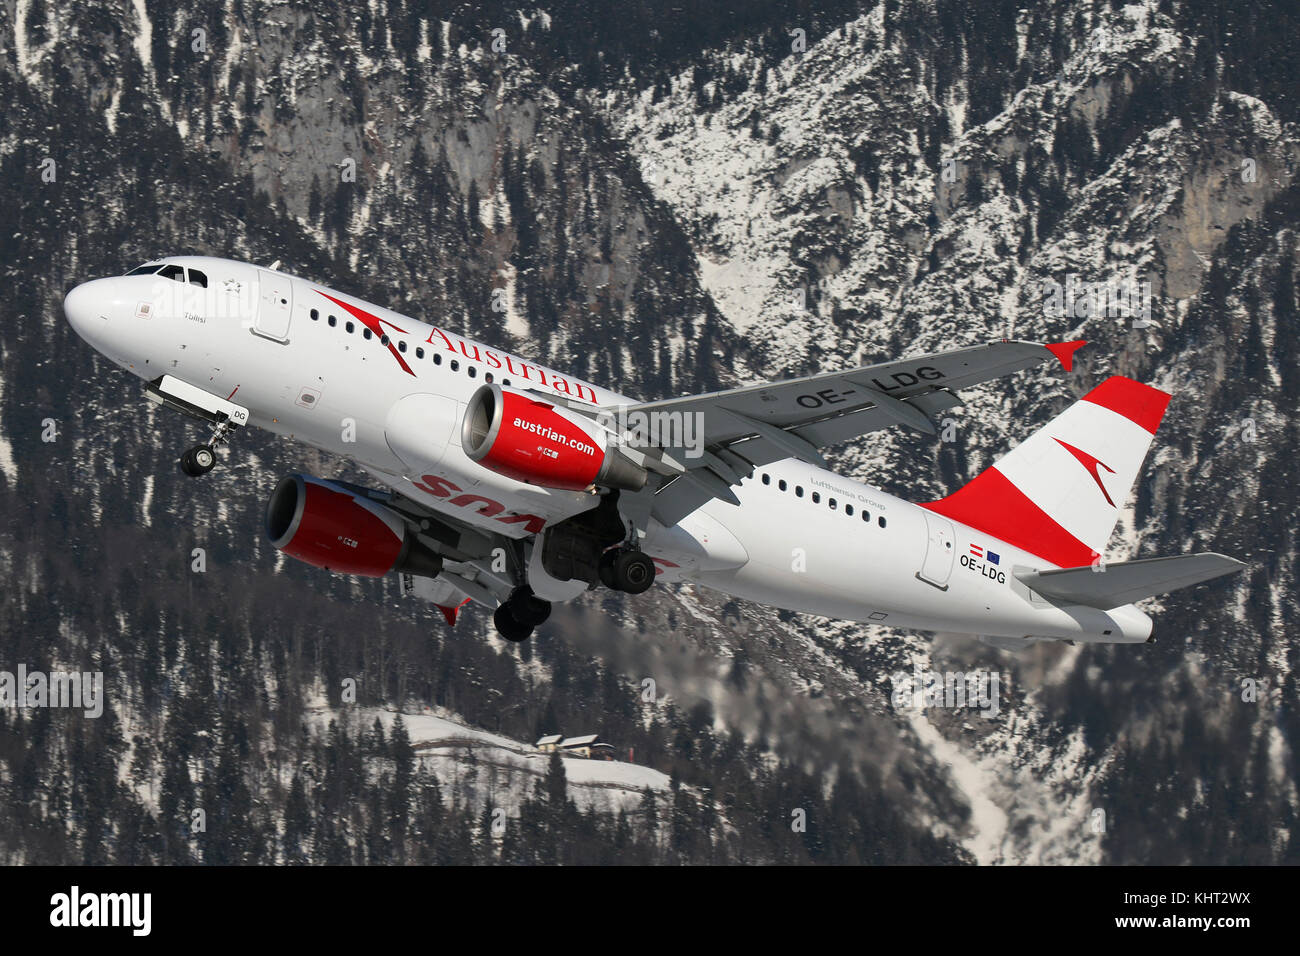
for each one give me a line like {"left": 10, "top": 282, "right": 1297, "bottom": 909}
{"left": 253, "top": 269, "right": 293, "bottom": 342}
{"left": 918, "top": 511, "right": 956, "bottom": 589}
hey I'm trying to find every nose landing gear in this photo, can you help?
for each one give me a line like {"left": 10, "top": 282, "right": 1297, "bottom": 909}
{"left": 179, "top": 445, "right": 217, "bottom": 476}
{"left": 178, "top": 415, "right": 238, "bottom": 478}
{"left": 147, "top": 376, "right": 248, "bottom": 479}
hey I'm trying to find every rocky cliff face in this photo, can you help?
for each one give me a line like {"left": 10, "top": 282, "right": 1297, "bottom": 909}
{"left": 0, "top": 0, "right": 1295, "bottom": 864}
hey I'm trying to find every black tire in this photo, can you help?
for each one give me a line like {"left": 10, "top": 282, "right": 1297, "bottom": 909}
{"left": 493, "top": 603, "right": 533, "bottom": 643}
{"left": 614, "top": 549, "right": 655, "bottom": 594}
{"left": 180, "top": 445, "right": 215, "bottom": 477}
{"left": 192, "top": 445, "right": 216, "bottom": 472}
{"left": 507, "top": 586, "right": 551, "bottom": 627}
{"left": 597, "top": 550, "right": 619, "bottom": 590}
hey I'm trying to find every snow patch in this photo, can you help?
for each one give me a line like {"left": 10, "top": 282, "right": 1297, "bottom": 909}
{"left": 307, "top": 705, "right": 670, "bottom": 814}
{"left": 909, "top": 711, "right": 1007, "bottom": 863}
{"left": 132, "top": 0, "right": 152, "bottom": 73}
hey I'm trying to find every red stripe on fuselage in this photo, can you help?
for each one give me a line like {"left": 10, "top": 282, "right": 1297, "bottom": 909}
{"left": 922, "top": 467, "right": 1096, "bottom": 569}
{"left": 317, "top": 290, "right": 416, "bottom": 376}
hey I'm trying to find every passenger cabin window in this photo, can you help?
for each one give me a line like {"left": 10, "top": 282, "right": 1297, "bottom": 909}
{"left": 158, "top": 264, "right": 185, "bottom": 282}
{"left": 795, "top": 486, "right": 804, "bottom": 498}
{"left": 345, "top": 321, "right": 354, "bottom": 333}
{"left": 450, "top": 360, "right": 459, "bottom": 371}
{"left": 485, "top": 372, "right": 494, "bottom": 383}
{"left": 878, "top": 516, "right": 887, "bottom": 528}
{"left": 761, "top": 474, "right": 770, "bottom": 485}
{"left": 416, "top": 347, "right": 424, "bottom": 359}
{"left": 846, "top": 504, "right": 854, "bottom": 516}
{"left": 397, "top": 341, "right": 407, "bottom": 353}
{"left": 468, "top": 366, "right": 476, "bottom": 378}
{"left": 328, "top": 315, "right": 336, "bottom": 327}
{"left": 829, "top": 498, "right": 837, "bottom": 510}
{"left": 363, "top": 328, "right": 372, "bottom": 340}
{"left": 310, "top": 309, "right": 319, "bottom": 320}
{"left": 811, "top": 492, "right": 820, "bottom": 504}
{"left": 502, "top": 378, "right": 511, "bottom": 386}
{"left": 379, "top": 333, "right": 388, "bottom": 345}
{"left": 187, "top": 268, "right": 208, "bottom": 288}
{"left": 434, "top": 353, "right": 442, "bottom": 365}
{"left": 778, "top": 479, "right": 787, "bottom": 491}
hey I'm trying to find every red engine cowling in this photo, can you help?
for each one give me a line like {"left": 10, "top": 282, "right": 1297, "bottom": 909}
{"left": 265, "top": 475, "right": 443, "bottom": 577}
{"left": 461, "top": 384, "right": 647, "bottom": 491}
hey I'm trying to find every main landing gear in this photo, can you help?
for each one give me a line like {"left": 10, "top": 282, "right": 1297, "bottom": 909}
{"left": 179, "top": 415, "right": 237, "bottom": 478}
{"left": 597, "top": 547, "right": 655, "bottom": 594}
{"left": 489, "top": 491, "right": 655, "bottom": 643}
{"left": 492, "top": 585, "right": 552, "bottom": 643}
{"left": 539, "top": 490, "right": 654, "bottom": 595}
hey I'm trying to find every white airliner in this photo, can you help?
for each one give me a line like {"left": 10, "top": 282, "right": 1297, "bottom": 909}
{"left": 63, "top": 256, "right": 1243, "bottom": 645}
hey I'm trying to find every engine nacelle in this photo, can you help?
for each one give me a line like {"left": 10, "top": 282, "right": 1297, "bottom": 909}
{"left": 461, "top": 383, "right": 647, "bottom": 492}
{"left": 265, "top": 474, "right": 443, "bottom": 578}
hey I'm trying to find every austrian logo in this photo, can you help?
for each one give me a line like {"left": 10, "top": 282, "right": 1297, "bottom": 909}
{"left": 316, "top": 290, "right": 414, "bottom": 376}
{"left": 1055, "top": 437, "right": 1117, "bottom": 506}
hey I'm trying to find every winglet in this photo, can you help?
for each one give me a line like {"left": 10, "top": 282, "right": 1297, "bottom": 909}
{"left": 1045, "top": 340, "right": 1087, "bottom": 372}
{"left": 437, "top": 598, "right": 471, "bottom": 627}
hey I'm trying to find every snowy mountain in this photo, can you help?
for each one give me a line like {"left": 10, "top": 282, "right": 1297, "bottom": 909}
{"left": 0, "top": 0, "right": 1296, "bottom": 864}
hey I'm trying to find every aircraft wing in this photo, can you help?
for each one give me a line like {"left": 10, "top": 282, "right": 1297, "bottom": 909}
{"left": 557, "top": 339, "right": 1083, "bottom": 527}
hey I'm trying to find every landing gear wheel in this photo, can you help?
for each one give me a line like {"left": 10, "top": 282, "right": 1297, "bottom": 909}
{"left": 507, "top": 586, "right": 551, "bottom": 627}
{"left": 179, "top": 445, "right": 216, "bottom": 477}
{"left": 613, "top": 549, "right": 655, "bottom": 594}
{"left": 493, "top": 603, "right": 534, "bottom": 643}
{"left": 597, "top": 550, "right": 620, "bottom": 590}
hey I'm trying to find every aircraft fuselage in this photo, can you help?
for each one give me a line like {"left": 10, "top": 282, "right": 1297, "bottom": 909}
{"left": 64, "top": 256, "right": 1153, "bottom": 643}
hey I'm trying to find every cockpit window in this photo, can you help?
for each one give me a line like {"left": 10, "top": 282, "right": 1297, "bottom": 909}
{"left": 157, "top": 264, "right": 186, "bottom": 282}
{"left": 126, "top": 263, "right": 162, "bottom": 276}
{"left": 187, "top": 268, "right": 208, "bottom": 288}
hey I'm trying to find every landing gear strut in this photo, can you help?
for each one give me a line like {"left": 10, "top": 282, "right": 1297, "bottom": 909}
{"left": 492, "top": 585, "right": 552, "bottom": 643}
{"left": 178, "top": 415, "right": 237, "bottom": 478}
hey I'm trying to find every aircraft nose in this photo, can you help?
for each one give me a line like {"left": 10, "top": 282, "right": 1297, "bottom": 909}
{"left": 63, "top": 279, "right": 104, "bottom": 335}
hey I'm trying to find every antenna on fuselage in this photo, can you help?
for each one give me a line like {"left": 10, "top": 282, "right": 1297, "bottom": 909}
{"left": 268, "top": 259, "right": 282, "bottom": 271}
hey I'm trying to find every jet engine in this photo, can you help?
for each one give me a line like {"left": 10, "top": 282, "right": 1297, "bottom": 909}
{"left": 265, "top": 474, "right": 443, "bottom": 578}
{"left": 461, "top": 383, "right": 647, "bottom": 492}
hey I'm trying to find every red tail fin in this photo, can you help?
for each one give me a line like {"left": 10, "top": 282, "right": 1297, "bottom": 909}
{"left": 923, "top": 377, "right": 1171, "bottom": 567}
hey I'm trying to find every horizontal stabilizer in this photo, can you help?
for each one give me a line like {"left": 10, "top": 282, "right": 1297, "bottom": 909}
{"left": 1015, "top": 553, "right": 1245, "bottom": 610}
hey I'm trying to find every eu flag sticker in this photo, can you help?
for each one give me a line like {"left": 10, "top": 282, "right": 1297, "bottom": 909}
{"left": 986, "top": 550, "right": 1000, "bottom": 565}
